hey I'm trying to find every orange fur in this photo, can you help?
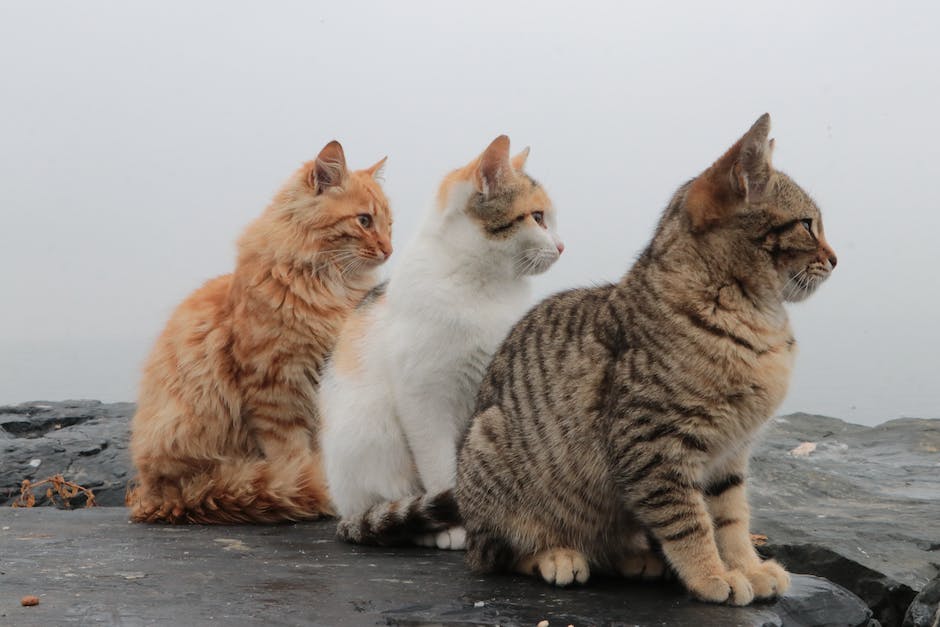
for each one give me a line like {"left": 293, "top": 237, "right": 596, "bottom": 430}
{"left": 128, "top": 141, "right": 393, "bottom": 524}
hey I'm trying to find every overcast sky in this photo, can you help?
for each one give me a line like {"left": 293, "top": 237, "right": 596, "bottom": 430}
{"left": 1, "top": 1, "right": 938, "bottom": 426}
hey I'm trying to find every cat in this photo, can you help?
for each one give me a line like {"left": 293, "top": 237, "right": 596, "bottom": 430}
{"left": 319, "top": 135, "right": 564, "bottom": 549}
{"left": 127, "top": 140, "right": 393, "bottom": 524}
{"left": 456, "top": 114, "right": 838, "bottom": 605}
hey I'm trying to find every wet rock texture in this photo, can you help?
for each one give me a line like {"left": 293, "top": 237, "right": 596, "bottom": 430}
{"left": 903, "top": 575, "right": 940, "bottom": 627}
{"left": 750, "top": 413, "right": 940, "bottom": 627}
{"left": 2, "top": 401, "right": 937, "bottom": 625}
{"left": 0, "top": 508, "right": 874, "bottom": 627}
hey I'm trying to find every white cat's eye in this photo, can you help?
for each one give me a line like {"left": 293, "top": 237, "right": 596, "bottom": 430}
{"left": 800, "top": 219, "right": 813, "bottom": 234}
{"left": 532, "top": 211, "right": 545, "bottom": 226}
{"left": 357, "top": 214, "right": 373, "bottom": 228}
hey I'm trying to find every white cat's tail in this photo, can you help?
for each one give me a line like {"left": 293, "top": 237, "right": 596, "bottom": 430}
{"left": 336, "top": 489, "right": 461, "bottom": 546}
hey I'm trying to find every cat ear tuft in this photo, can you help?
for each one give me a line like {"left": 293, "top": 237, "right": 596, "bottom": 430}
{"left": 511, "top": 146, "right": 530, "bottom": 171}
{"left": 686, "top": 113, "right": 775, "bottom": 231}
{"left": 477, "top": 134, "right": 512, "bottom": 197}
{"left": 308, "top": 140, "right": 348, "bottom": 194}
{"left": 365, "top": 156, "right": 387, "bottom": 181}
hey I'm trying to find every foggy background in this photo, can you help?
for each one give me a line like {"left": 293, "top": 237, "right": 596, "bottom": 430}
{"left": 1, "top": 1, "right": 937, "bottom": 426}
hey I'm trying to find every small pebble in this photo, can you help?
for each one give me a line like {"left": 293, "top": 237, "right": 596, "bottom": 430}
{"left": 537, "top": 621, "right": 549, "bottom": 627}
{"left": 474, "top": 601, "right": 485, "bottom": 607}
{"left": 21, "top": 595, "right": 40, "bottom": 607}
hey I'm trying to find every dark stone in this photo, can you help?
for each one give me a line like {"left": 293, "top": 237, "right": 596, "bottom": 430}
{"left": 749, "top": 413, "right": 940, "bottom": 626}
{"left": 0, "top": 401, "right": 134, "bottom": 507}
{"left": 2, "top": 402, "right": 937, "bottom": 625}
{"left": 0, "top": 508, "right": 874, "bottom": 627}
{"left": 903, "top": 576, "right": 940, "bottom": 627}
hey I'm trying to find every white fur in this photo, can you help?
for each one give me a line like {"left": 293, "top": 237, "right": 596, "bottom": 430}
{"left": 319, "top": 177, "right": 562, "bottom": 546}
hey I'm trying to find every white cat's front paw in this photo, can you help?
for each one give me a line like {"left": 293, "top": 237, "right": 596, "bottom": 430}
{"left": 415, "top": 526, "right": 466, "bottom": 551}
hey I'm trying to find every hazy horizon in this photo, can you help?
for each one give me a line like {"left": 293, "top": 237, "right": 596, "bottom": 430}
{"left": 2, "top": 1, "right": 938, "bottom": 426}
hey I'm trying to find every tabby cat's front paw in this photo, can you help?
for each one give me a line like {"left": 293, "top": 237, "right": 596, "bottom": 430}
{"left": 744, "top": 559, "right": 790, "bottom": 599}
{"left": 688, "top": 569, "right": 754, "bottom": 606}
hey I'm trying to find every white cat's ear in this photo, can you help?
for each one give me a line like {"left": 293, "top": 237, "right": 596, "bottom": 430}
{"left": 308, "top": 140, "right": 348, "bottom": 194}
{"left": 685, "top": 113, "right": 775, "bottom": 231}
{"left": 511, "top": 146, "right": 530, "bottom": 171}
{"left": 477, "top": 135, "right": 512, "bottom": 197}
{"left": 365, "top": 156, "right": 387, "bottom": 181}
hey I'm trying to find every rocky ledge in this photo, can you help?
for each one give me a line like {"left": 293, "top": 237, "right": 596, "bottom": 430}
{"left": 0, "top": 508, "right": 874, "bottom": 626}
{"left": 2, "top": 401, "right": 938, "bottom": 626}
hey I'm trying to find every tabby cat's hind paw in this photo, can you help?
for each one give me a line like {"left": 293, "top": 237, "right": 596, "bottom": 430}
{"left": 617, "top": 551, "right": 667, "bottom": 580}
{"left": 518, "top": 548, "right": 591, "bottom": 587}
{"left": 415, "top": 526, "right": 466, "bottom": 550}
{"left": 744, "top": 559, "right": 790, "bottom": 599}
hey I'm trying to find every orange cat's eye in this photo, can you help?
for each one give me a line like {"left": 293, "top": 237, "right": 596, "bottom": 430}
{"left": 357, "top": 214, "right": 373, "bottom": 228}
{"left": 800, "top": 219, "right": 813, "bottom": 234}
{"left": 532, "top": 211, "right": 545, "bottom": 225}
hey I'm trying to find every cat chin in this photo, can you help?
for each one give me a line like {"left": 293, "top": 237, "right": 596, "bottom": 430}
{"left": 782, "top": 277, "right": 825, "bottom": 303}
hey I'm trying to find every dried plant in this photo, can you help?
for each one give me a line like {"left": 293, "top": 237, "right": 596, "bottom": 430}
{"left": 11, "top": 475, "right": 96, "bottom": 509}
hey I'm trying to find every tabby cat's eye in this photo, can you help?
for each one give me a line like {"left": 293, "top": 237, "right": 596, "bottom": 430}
{"left": 532, "top": 211, "right": 545, "bottom": 226}
{"left": 358, "top": 214, "right": 373, "bottom": 228}
{"left": 800, "top": 219, "right": 813, "bottom": 233}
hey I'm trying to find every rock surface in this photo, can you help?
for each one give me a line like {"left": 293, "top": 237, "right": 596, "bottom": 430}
{"left": 2, "top": 401, "right": 938, "bottom": 625}
{"left": 749, "top": 413, "right": 940, "bottom": 627}
{"left": 0, "top": 401, "right": 133, "bottom": 507}
{"left": 0, "top": 508, "right": 874, "bottom": 627}
{"left": 903, "top": 575, "right": 940, "bottom": 627}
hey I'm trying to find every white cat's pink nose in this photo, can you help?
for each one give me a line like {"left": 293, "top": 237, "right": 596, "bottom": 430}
{"left": 556, "top": 241, "right": 565, "bottom": 255}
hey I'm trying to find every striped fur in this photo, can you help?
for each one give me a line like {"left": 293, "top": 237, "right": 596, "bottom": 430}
{"left": 336, "top": 490, "right": 461, "bottom": 546}
{"left": 128, "top": 141, "right": 393, "bottom": 524}
{"left": 456, "top": 114, "right": 837, "bottom": 605}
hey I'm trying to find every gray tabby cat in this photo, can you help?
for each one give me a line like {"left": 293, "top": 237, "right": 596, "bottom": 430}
{"left": 455, "top": 114, "right": 838, "bottom": 606}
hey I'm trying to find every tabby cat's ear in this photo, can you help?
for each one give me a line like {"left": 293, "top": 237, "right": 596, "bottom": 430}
{"left": 365, "top": 156, "right": 387, "bottom": 181}
{"left": 511, "top": 146, "right": 530, "bottom": 171}
{"left": 477, "top": 135, "right": 512, "bottom": 197}
{"left": 308, "top": 140, "right": 348, "bottom": 194}
{"left": 686, "top": 113, "right": 775, "bottom": 231}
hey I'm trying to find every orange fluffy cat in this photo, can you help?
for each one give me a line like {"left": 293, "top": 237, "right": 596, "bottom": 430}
{"left": 128, "top": 141, "right": 392, "bottom": 523}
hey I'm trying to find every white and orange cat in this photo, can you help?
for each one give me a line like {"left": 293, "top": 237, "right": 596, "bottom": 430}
{"left": 319, "top": 135, "right": 563, "bottom": 548}
{"left": 128, "top": 141, "right": 392, "bottom": 524}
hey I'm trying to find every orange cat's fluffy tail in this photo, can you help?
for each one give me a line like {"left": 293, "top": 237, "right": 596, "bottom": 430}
{"left": 335, "top": 490, "right": 461, "bottom": 545}
{"left": 126, "top": 455, "right": 333, "bottom": 524}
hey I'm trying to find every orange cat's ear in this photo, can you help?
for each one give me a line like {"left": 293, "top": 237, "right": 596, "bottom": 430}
{"left": 307, "top": 140, "right": 348, "bottom": 194}
{"left": 511, "top": 146, "right": 530, "bottom": 171}
{"left": 476, "top": 135, "right": 512, "bottom": 197}
{"left": 686, "top": 113, "right": 775, "bottom": 232}
{"left": 365, "top": 156, "right": 387, "bottom": 181}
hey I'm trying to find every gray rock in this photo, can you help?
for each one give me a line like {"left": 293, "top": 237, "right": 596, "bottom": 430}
{"left": 0, "top": 400, "right": 134, "bottom": 507}
{"left": 749, "top": 413, "right": 940, "bottom": 627}
{"left": 0, "top": 508, "right": 875, "bottom": 627}
{"left": 1, "top": 402, "right": 936, "bottom": 625}
{"left": 904, "top": 576, "right": 940, "bottom": 627}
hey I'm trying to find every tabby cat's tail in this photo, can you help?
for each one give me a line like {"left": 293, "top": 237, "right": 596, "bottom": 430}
{"left": 336, "top": 490, "right": 461, "bottom": 545}
{"left": 126, "top": 455, "right": 333, "bottom": 524}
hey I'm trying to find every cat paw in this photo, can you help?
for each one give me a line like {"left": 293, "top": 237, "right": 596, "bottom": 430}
{"left": 617, "top": 551, "right": 667, "bottom": 579}
{"left": 744, "top": 559, "right": 790, "bottom": 599}
{"left": 527, "top": 549, "right": 591, "bottom": 587}
{"left": 415, "top": 526, "right": 466, "bottom": 551}
{"left": 688, "top": 569, "right": 754, "bottom": 606}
